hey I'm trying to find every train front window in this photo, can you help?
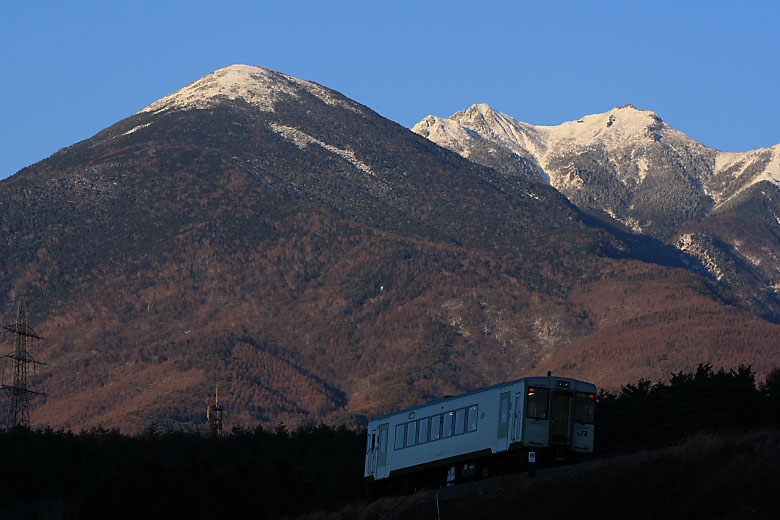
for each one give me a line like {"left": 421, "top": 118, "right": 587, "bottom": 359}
{"left": 575, "top": 392, "right": 595, "bottom": 424}
{"left": 526, "top": 387, "right": 549, "bottom": 420}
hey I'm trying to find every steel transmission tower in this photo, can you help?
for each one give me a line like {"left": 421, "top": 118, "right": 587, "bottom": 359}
{"left": 207, "top": 384, "right": 224, "bottom": 436}
{"left": 2, "top": 300, "right": 46, "bottom": 429}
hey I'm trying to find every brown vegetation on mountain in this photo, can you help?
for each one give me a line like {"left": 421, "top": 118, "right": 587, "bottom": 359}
{"left": 537, "top": 260, "right": 780, "bottom": 386}
{"left": 2, "top": 68, "right": 779, "bottom": 432}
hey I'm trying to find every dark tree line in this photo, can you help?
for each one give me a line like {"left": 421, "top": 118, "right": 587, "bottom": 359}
{"left": 1, "top": 364, "right": 779, "bottom": 519}
{"left": 595, "top": 364, "right": 780, "bottom": 455}
{"left": 0, "top": 423, "right": 365, "bottom": 520}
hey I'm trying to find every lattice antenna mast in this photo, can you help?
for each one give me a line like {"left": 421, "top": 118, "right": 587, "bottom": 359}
{"left": 207, "top": 357, "right": 224, "bottom": 436}
{"left": 2, "top": 300, "right": 46, "bottom": 429}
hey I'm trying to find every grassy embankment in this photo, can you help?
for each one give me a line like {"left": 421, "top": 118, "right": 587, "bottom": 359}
{"left": 304, "top": 429, "right": 780, "bottom": 520}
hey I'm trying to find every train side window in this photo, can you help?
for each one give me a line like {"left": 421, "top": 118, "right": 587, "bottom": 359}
{"left": 395, "top": 423, "right": 405, "bottom": 450}
{"left": 500, "top": 397, "right": 509, "bottom": 423}
{"left": 454, "top": 408, "right": 466, "bottom": 435}
{"left": 378, "top": 427, "right": 387, "bottom": 454}
{"left": 430, "top": 414, "right": 441, "bottom": 441}
{"left": 418, "top": 417, "right": 429, "bottom": 444}
{"left": 406, "top": 420, "right": 417, "bottom": 447}
{"left": 442, "top": 411, "right": 454, "bottom": 438}
{"left": 575, "top": 392, "right": 595, "bottom": 424}
{"left": 526, "top": 387, "right": 550, "bottom": 420}
{"left": 368, "top": 433, "right": 375, "bottom": 452}
{"left": 467, "top": 405, "right": 478, "bottom": 432}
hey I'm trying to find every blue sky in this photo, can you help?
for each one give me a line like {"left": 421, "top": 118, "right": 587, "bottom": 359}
{"left": 2, "top": 1, "right": 779, "bottom": 179}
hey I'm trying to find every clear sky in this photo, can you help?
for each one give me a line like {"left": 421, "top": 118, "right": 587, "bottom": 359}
{"left": 2, "top": 0, "right": 779, "bottom": 179}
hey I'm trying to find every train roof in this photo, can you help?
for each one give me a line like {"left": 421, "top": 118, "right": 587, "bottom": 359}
{"left": 367, "top": 374, "right": 596, "bottom": 424}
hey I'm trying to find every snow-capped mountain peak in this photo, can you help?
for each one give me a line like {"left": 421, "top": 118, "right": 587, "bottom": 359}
{"left": 413, "top": 103, "right": 780, "bottom": 238}
{"left": 139, "top": 64, "right": 363, "bottom": 114}
{"left": 413, "top": 103, "right": 685, "bottom": 172}
{"left": 413, "top": 102, "right": 780, "bottom": 310}
{"left": 412, "top": 103, "right": 542, "bottom": 163}
{"left": 537, "top": 105, "right": 668, "bottom": 148}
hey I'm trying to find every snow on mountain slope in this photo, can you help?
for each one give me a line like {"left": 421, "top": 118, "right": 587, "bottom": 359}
{"left": 413, "top": 104, "right": 780, "bottom": 231}
{"left": 413, "top": 103, "right": 543, "bottom": 165}
{"left": 710, "top": 143, "right": 780, "bottom": 206}
{"left": 414, "top": 104, "right": 780, "bottom": 312}
{"left": 140, "top": 64, "right": 365, "bottom": 115}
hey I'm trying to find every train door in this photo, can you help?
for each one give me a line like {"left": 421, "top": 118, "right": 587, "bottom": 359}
{"left": 523, "top": 386, "right": 550, "bottom": 447}
{"left": 513, "top": 395, "right": 524, "bottom": 441}
{"left": 375, "top": 423, "right": 389, "bottom": 479}
{"left": 495, "top": 391, "right": 511, "bottom": 451}
{"left": 366, "top": 427, "right": 378, "bottom": 476}
{"left": 571, "top": 392, "right": 595, "bottom": 453}
{"left": 550, "top": 391, "right": 573, "bottom": 445}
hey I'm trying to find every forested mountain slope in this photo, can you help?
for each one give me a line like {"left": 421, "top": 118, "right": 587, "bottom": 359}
{"left": 1, "top": 66, "right": 778, "bottom": 431}
{"left": 413, "top": 103, "right": 780, "bottom": 318}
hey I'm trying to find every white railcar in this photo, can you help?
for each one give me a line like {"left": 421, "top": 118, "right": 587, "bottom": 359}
{"left": 364, "top": 375, "right": 596, "bottom": 483}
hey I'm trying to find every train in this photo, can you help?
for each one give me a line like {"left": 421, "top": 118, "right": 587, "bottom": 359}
{"left": 364, "top": 374, "right": 596, "bottom": 488}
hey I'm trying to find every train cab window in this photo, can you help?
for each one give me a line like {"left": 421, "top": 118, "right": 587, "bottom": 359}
{"left": 575, "top": 392, "right": 596, "bottom": 424}
{"left": 467, "top": 405, "right": 479, "bottom": 432}
{"left": 442, "top": 411, "right": 454, "bottom": 438}
{"left": 430, "top": 414, "right": 442, "bottom": 441}
{"left": 455, "top": 408, "right": 466, "bottom": 435}
{"left": 395, "top": 424, "right": 405, "bottom": 450}
{"left": 526, "top": 387, "right": 550, "bottom": 420}
{"left": 418, "top": 417, "right": 429, "bottom": 444}
{"left": 406, "top": 420, "right": 417, "bottom": 447}
{"left": 368, "top": 433, "right": 375, "bottom": 452}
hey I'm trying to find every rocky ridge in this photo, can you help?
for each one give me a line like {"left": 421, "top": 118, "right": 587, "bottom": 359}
{"left": 413, "top": 104, "right": 780, "bottom": 316}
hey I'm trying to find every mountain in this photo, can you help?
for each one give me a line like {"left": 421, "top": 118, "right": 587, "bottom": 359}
{"left": 412, "top": 103, "right": 780, "bottom": 317}
{"left": 2, "top": 66, "right": 779, "bottom": 432}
